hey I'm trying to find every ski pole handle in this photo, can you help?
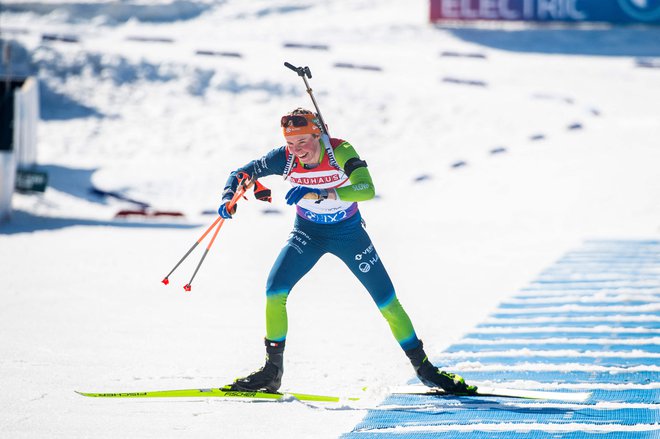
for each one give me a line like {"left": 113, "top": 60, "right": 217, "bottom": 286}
{"left": 224, "top": 171, "right": 254, "bottom": 211}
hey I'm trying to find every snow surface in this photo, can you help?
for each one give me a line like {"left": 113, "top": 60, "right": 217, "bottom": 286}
{"left": 1, "top": 0, "right": 660, "bottom": 437}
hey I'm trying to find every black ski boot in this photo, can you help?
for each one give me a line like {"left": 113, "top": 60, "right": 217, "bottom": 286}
{"left": 230, "top": 339, "right": 285, "bottom": 393}
{"left": 405, "top": 341, "right": 477, "bottom": 394}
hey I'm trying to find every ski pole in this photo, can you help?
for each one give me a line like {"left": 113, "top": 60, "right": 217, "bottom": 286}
{"left": 182, "top": 173, "right": 253, "bottom": 291}
{"left": 284, "top": 62, "right": 330, "bottom": 137}
{"left": 183, "top": 217, "right": 223, "bottom": 292}
{"left": 161, "top": 172, "right": 252, "bottom": 288}
{"left": 161, "top": 216, "right": 222, "bottom": 285}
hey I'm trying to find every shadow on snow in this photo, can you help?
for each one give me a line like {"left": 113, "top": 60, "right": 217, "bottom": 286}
{"left": 0, "top": 210, "right": 197, "bottom": 235}
{"left": 1, "top": 164, "right": 195, "bottom": 234}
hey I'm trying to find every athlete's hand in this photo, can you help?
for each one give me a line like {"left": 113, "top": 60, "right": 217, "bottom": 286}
{"left": 218, "top": 201, "right": 237, "bottom": 219}
{"left": 285, "top": 186, "right": 327, "bottom": 205}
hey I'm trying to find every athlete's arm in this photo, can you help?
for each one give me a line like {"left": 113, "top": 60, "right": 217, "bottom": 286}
{"left": 222, "top": 146, "right": 287, "bottom": 201}
{"left": 332, "top": 141, "right": 375, "bottom": 202}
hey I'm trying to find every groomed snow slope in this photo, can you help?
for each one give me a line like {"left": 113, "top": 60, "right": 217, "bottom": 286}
{"left": 1, "top": 1, "right": 660, "bottom": 437}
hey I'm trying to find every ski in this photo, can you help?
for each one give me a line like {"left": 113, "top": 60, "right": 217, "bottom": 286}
{"left": 77, "top": 384, "right": 591, "bottom": 403}
{"left": 392, "top": 385, "right": 591, "bottom": 402}
{"left": 76, "top": 386, "right": 358, "bottom": 403}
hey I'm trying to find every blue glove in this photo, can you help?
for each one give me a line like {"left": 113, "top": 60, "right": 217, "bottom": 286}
{"left": 218, "top": 201, "right": 236, "bottom": 219}
{"left": 285, "top": 186, "right": 328, "bottom": 205}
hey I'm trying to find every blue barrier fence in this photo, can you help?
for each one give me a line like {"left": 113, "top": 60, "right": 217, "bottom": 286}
{"left": 343, "top": 239, "right": 660, "bottom": 438}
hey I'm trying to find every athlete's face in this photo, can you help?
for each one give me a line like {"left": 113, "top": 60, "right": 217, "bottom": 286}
{"left": 285, "top": 134, "right": 321, "bottom": 165}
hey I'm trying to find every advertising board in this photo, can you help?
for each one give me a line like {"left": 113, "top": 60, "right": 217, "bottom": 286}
{"left": 430, "top": 0, "right": 660, "bottom": 24}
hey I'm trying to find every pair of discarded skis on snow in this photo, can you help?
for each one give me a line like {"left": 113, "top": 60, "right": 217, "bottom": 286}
{"left": 77, "top": 384, "right": 591, "bottom": 403}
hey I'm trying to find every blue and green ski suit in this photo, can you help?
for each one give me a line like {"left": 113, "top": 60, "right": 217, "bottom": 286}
{"left": 222, "top": 135, "right": 420, "bottom": 352}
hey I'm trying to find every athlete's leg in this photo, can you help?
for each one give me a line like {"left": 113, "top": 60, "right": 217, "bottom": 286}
{"left": 231, "top": 223, "right": 324, "bottom": 392}
{"left": 378, "top": 295, "right": 420, "bottom": 351}
{"left": 265, "top": 224, "right": 324, "bottom": 342}
{"left": 330, "top": 216, "right": 420, "bottom": 351}
{"left": 328, "top": 217, "right": 476, "bottom": 393}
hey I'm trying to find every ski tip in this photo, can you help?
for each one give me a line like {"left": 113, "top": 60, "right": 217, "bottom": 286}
{"left": 183, "top": 284, "right": 191, "bottom": 292}
{"left": 161, "top": 278, "right": 169, "bottom": 285}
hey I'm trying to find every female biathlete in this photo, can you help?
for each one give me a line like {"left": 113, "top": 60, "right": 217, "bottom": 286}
{"left": 220, "top": 108, "right": 476, "bottom": 395}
